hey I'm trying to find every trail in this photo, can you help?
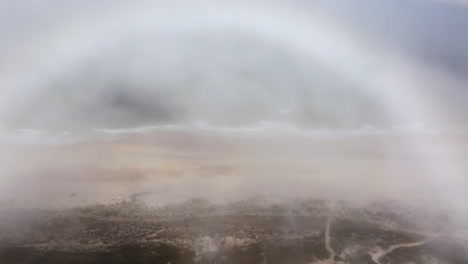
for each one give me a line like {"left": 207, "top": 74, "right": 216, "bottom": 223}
{"left": 325, "top": 217, "right": 336, "bottom": 260}
{"left": 313, "top": 217, "right": 346, "bottom": 264}
{"left": 370, "top": 234, "right": 439, "bottom": 264}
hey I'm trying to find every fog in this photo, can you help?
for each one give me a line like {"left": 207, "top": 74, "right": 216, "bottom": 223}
{"left": 0, "top": 0, "right": 468, "bottom": 213}
{"left": 0, "top": 0, "right": 467, "bottom": 131}
{"left": 1, "top": 1, "right": 468, "bottom": 263}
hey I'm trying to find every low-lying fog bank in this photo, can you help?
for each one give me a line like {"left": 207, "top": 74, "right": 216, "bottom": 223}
{"left": 0, "top": 130, "right": 467, "bottom": 210}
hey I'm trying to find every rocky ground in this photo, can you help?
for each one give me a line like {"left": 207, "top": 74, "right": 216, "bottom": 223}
{"left": 0, "top": 198, "right": 467, "bottom": 264}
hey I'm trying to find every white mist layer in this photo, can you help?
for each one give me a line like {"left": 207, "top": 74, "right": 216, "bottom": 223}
{"left": 0, "top": 0, "right": 467, "bottom": 211}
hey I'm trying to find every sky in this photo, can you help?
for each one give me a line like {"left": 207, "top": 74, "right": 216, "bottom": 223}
{"left": 0, "top": 0, "right": 467, "bottom": 133}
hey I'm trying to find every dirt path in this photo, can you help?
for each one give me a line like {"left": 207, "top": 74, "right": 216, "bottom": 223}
{"left": 370, "top": 233, "right": 439, "bottom": 264}
{"left": 313, "top": 217, "right": 347, "bottom": 264}
{"left": 325, "top": 218, "right": 336, "bottom": 260}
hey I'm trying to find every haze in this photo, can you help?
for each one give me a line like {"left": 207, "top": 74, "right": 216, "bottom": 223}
{"left": 0, "top": 0, "right": 467, "bottom": 209}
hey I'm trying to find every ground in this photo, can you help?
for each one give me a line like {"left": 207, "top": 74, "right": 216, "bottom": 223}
{"left": 1, "top": 198, "right": 467, "bottom": 264}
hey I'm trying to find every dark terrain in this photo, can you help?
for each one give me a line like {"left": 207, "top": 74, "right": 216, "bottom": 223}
{"left": 0, "top": 198, "right": 466, "bottom": 264}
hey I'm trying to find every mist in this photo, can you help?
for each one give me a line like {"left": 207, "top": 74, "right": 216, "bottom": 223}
{"left": 1, "top": 0, "right": 467, "bottom": 132}
{"left": 0, "top": 1, "right": 468, "bottom": 263}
